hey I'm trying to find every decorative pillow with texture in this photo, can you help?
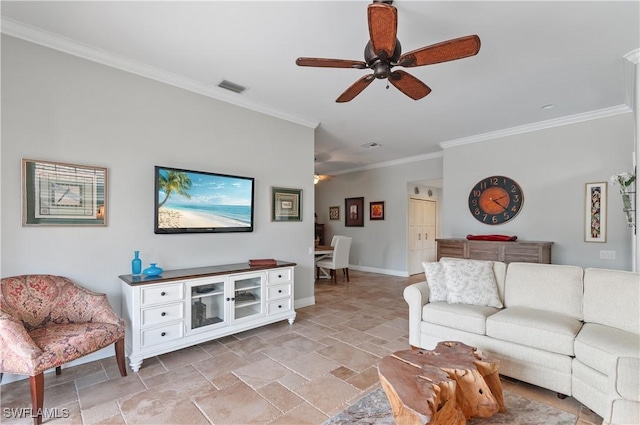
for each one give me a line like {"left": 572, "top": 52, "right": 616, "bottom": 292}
{"left": 422, "top": 262, "right": 448, "bottom": 302}
{"left": 442, "top": 259, "right": 503, "bottom": 308}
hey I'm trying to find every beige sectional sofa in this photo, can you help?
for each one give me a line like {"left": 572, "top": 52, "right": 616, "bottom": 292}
{"left": 404, "top": 258, "right": 639, "bottom": 425}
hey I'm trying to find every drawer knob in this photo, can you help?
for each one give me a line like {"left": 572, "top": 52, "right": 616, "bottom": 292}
{"left": 278, "top": 289, "right": 282, "bottom": 293}
{"left": 161, "top": 312, "right": 166, "bottom": 316}
{"left": 161, "top": 292, "right": 166, "bottom": 296}
{"left": 278, "top": 274, "right": 282, "bottom": 278}
{"left": 226, "top": 297, "right": 230, "bottom": 301}
{"left": 161, "top": 332, "right": 166, "bottom": 337}
{"left": 278, "top": 305, "right": 282, "bottom": 309}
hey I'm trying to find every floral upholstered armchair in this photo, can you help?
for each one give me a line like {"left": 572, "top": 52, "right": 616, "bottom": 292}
{"left": 0, "top": 275, "right": 126, "bottom": 425}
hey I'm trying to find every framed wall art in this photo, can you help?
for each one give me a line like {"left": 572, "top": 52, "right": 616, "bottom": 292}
{"left": 22, "top": 159, "right": 107, "bottom": 226}
{"left": 272, "top": 187, "right": 302, "bottom": 221}
{"left": 329, "top": 206, "right": 340, "bottom": 220}
{"left": 345, "top": 197, "right": 364, "bottom": 227}
{"left": 585, "top": 182, "right": 607, "bottom": 242}
{"left": 370, "top": 201, "right": 385, "bottom": 220}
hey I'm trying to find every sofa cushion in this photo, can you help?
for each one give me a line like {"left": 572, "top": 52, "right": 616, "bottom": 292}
{"left": 574, "top": 322, "right": 640, "bottom": 376}
{"left": 583, "top": 268, "right": 640, "bottom": 335}
{"left": 422, "top": 262, "right": 448, "bottom": 302}
{"left": 441, "top": 259, "right": 503, "bottom": 308}
{"left": 486, "top": 307, "right": 582, "bottom": 356}
{"left": 504, "top": 263, "right": 584, "bottom": 320}
{"left": 422, "top": 301, "right": 500, "bottom": 335}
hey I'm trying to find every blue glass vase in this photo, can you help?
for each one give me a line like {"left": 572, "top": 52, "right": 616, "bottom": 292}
{"left": 143, "top": 263, "right": 163, "bottom": 277}
{"left": 131, "top": 251, "right": 142, "bottom": 276}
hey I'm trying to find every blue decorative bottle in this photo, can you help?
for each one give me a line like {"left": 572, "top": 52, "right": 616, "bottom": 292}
{"left": 131, "top": 251, "right": 142, "bottom": 276}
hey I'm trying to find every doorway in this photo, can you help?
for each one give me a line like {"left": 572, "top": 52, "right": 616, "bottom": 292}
{"left": 408, "top": 198, "right": 437, "bottom": 275}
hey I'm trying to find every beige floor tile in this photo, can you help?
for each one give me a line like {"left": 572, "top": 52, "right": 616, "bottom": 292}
{"left": 194, "top": 382, "right": 280, "bottom": 424}
{"left": 277, "top": 352, "right": 340, "bottom": 380}
{"left": 119, "top": 386, "right": 210, "bottom": 424}
{"left": 211, "top": 372, "right": 241, "bottom": 389}
{"left": 364, "top": 324, "right": 408, "bottom": 341}
{"left": 330, "top": 327, "right": 375, "bottom": 346}
{"left": 80, "top": 401, "right": 121, "bottom": 425}
{"left": 346, "top": 366, "right": 381, "bottom": 391}
{"left": 77, "top": 374, "right": 146, "bottom": 411}
{"left": 277, "top": 372, "right": 309, "bottom": 390}
{"left": 330, "top": 366, "right": 356, "bottom": 381}
{"left": 316, "top": 339, "right": 381, "bottom": 373}
{"left": 75, "top": 372, "right": 108, "bottom": 390}
{"left": 233, "top": 358, "right": 291, "bottom": 388}
{"left": 267, "top": 402, "right": 328, "bottom": 425}
{"left": 292, "top": 323, "right": 337, "bottom": 341}
{"left": 141, "top": 364, "right": 212, "bottom": 392}
{"left": 157, "top": 345, "right": 211, "bottom": 370}
{"left": 294, "top": 374, "right": 359, "bottom": 415}
{"left": 192, "top": 351, "right": 249, "bottom": 380}
{"left": 43, "top": 380, "right": 78, "bottom": 409}
{"left": 256, "top": 382, "right": 305, "bottom": 412}
{"left": 223, "top": 335, "right": 272, "bottom": 357}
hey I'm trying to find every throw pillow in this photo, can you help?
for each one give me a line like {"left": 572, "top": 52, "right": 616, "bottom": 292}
{"left": 442, "top": 259, "right": 503, "bottom": 308}
{"left": 422, "top": 262, "right": 448, "bottom": 302}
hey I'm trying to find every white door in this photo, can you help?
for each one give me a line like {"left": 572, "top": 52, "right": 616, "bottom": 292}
{"left": 408, "top": 198, "right": 437, "bottom": 275}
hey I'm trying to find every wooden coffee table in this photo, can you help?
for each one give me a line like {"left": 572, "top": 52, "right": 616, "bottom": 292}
{"left": 377, "top": 341, "right": 505, "bottom": 425}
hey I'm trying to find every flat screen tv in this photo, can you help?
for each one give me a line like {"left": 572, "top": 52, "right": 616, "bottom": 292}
{"left": 154, "top": 166, "right": 254, "bottom": 234}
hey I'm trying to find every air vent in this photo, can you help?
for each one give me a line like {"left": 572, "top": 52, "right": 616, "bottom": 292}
{"left": 360, "top": 142, "right": 382, "bottom": 149}
{"left": 218, "top": 80, "right": 246, "bottom": 94}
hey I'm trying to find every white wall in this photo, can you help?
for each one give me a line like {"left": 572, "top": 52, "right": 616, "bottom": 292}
{"left": 443, "top": 113, "right": 636, "bottom": 270}
{"left": 1, "top": 36, "right": 316, "bottom": 369}
{"left": 315, "top": 156, "right": 443, "bottom": 275}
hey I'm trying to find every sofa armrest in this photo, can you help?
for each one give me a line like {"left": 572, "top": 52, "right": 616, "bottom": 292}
{"left": 403, "top": 281, "right": 430, "bottom": 348}
{"left": 615, "top": 356, "right": 640, "bottom": 401}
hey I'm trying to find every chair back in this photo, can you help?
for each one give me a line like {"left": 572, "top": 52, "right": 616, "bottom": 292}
{"left": 330, "top": 235, "right": 347, "bottom": 247}
{"left": 332, "top": 237, "right": 352, "bottom": 268}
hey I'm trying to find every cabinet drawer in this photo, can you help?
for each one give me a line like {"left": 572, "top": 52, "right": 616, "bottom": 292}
{"left": 268, "top": 268, "right": 292, "bottom": 284}
{"left": 141, "top": 303, "right": 184, "bottom": 327}
{"left": 141, "top": 322, "right": 183, "bottom": 347}
{"left": 141, "top": 284, "right": 183, "bottom": 306}
{"left": 267, "top": 284, "right": 291, "bottom": 300}
{"left": 267, "top": 298, "right": 292, "bottom": 315}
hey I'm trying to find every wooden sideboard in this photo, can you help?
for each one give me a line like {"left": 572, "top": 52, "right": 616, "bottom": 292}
{"left": 436, "top": 238, "right": 553, "bottom": 264}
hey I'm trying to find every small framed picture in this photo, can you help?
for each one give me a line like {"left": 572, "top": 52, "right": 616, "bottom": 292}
{"left": 22, "top": 158, "right": 107, "bottom": 226}
{"left": 370, "top": 201, "right": 385, "bottom": 220}
{"left": 584, "top": 182, "right": 607, "bottom": 242}
{"left": 345, "top": 197, "right": 364, "bottom": 227}
{"left": 272, "top": 187, "right": 302, "bottom": 221}
{"left": 329, "top": 206, "right": 340, "bottom": 220}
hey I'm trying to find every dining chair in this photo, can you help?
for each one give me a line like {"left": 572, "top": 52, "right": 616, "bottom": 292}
{"left": 0, "top": 274, "right": 127, "bottom": 425}
{"left": 316, "top": 236, "right": 352, "bottom": 283}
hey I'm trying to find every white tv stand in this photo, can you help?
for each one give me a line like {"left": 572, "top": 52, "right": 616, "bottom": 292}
{"left": 119, "top": 261, "right": 296, "bottom": 372}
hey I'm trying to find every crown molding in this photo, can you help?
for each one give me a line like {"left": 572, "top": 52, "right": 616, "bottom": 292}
{"left": 623, "top": 49, "right": 639, "bottom": 112}
{"left": 1, "top": 17, "right": 320, "bottom": 129}
{"left": 330, "top": 151, "right": 443, "bottom": 176}
{"left": 439, "top": 105, "right": 632, "bottom": 150}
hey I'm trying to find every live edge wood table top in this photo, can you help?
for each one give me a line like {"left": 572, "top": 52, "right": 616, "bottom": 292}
{"left": 119, "top": 260, "right": 297, "bottom": 286}
{"left": 377, "top": 341, "right": 505, "bottom": 425}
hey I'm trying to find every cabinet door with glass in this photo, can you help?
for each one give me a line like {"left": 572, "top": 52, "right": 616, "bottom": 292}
{"left": 229, "top": 272, "right": 265, "bottom": 323}
{"left": 186, "top": 276, "right": 228, "bottom": 334}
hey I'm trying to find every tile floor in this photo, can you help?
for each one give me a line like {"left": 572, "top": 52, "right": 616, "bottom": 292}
{"left": 1, "top": 270, "right": 603, "bottom": 425}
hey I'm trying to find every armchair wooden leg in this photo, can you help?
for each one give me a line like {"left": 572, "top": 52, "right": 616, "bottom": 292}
{"left": 115, "top": 338, "right": 127, "bottom": 377}
{"left": 55, "top": 366, "right": 61, "bottom": 375}
{"left": 345, "top": 268, "right": 350, "bottom": 282}
{"left": 29, "top": 372, "right": 44, "bottom": 425}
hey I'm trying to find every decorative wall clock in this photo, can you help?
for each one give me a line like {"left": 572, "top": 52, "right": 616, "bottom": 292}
{"left": 468, "top": 176, "right": 524, "bottom": 225}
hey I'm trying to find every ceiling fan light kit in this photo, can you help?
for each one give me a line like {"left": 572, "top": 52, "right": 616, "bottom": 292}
{"left": 296, "top": 1, "right": 481, "bottom": 103}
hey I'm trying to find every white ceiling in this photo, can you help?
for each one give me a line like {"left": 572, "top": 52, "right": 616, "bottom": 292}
{"left": 2, "top": 1, "right": 639, "bottom": 175}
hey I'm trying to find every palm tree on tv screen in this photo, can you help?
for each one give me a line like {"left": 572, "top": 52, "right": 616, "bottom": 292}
{"left": 158, "top": 171, "right": 192, "bottom": 208}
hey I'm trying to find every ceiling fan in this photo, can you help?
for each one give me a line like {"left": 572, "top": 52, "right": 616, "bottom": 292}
{"left": 296, "top": 0, "right": 481, "bottom": 103}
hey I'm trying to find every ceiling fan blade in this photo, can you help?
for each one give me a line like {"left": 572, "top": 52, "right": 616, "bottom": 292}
{"left": 296, "top": 57, "right": 367, "bottom": 69}
{"left": 397, "top": 35, "right": 481, "bottom": 67}
{"left": 336, "top": 75, "right": 375, "bottom": 103}
{"left": 368, "top": 3, "right": 397, "bottom": 58}
{"left": 388, "top": 70, "right": 431, "bottom": 100}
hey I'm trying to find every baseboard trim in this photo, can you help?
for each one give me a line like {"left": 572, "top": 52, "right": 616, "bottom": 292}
{"left": 348, "top": 264, "right": 409, "bottom": 277}
{"left": 294, "top": 296, "right": 315, "bottom": 309}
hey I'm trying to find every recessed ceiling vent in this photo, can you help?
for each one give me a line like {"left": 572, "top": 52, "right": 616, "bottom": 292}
{"left": 218, "top": 80, "right": 246, "bottom": 94}
{"left": 360, "top": 142, "right": 382, "bottom": 149}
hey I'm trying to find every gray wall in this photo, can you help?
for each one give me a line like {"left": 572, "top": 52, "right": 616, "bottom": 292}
{"left": 315, "top": 156, "right": 443, "bottom": 275}
{"left": 443, "top": 113, "right": 636, "bottom": 270}
{"left": 315, "top": 113, "right": 636, "bottom": 274}
{"left": 1, "top": 36, "right": 316, "bottom": 337}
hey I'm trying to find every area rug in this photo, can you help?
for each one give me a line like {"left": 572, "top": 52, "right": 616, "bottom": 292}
{"left": 324, "top": 387, "right": 577, "bottom": 425}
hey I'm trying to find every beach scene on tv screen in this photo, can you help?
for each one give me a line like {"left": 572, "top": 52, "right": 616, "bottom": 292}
{"left": 157, "top": 168, "right": 252, "bottom": 229}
